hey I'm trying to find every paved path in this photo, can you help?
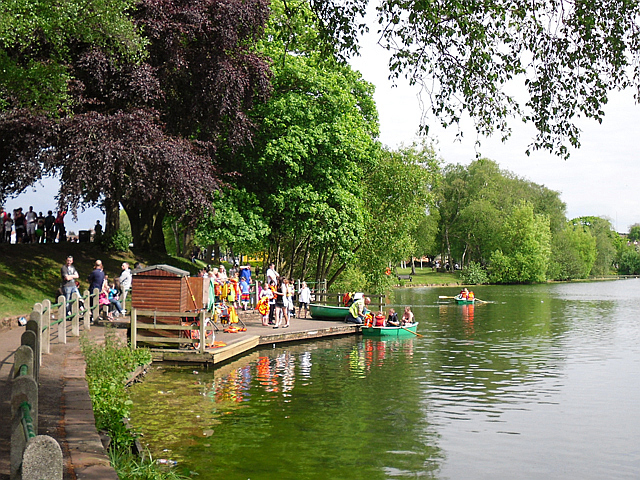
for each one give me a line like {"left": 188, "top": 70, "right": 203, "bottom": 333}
{"left": 0, "top": 321, "right": 118, "bottom": 480}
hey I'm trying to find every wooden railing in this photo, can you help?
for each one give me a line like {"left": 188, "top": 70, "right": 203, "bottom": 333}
{"left": 131, "top": 309, "right": 215, "bottom": 354}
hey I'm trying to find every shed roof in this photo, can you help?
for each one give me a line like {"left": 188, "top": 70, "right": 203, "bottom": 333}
{"left": 133, "top": 264, "right": 190, "bottom": 277}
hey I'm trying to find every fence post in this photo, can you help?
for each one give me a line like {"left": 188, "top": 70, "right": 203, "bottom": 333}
{"left": 57, "top": 295, "right": 66, "bottom": 344}
{"left": 71, "top": 291, "right": 80, "bottom": 336}
{"left": 29, "top": 308, "right": 42, "bottom": 368}
{"left": 22, "top": 435, "right": 64, "bottom": 480}
{"left": 83, "top": 290, "right": 91, "bottom": 330}
{"left": 20, "top": 330, "right": 38, "bottom": 384}
{"left": 131, "top": 309, "right": 137, "bottom": 348}
{"left": 26, "top": 316, "right": 40, "bottom": 380}
{"left": 13, "top": 345, "right": 34, "bottom": 379}
{"left": 10, "top": 375, "right": 38, "bottom": 479}
{"left": 91, "top": 287, "right": 100, "bottom": 321}
{"left": 41, "top": 299, "right": 51, "bottom": 354}
{"left": 199, "top": 310, "right": 206, "bottom": 354}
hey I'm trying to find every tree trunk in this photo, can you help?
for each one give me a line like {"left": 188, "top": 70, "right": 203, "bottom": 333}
{"left": 171, "top": 221, "right": 182, "bottom": 256}
{"left": 300, "top": 237, "right": 312, "bottom": 280}
{"left": 411, "top": 257, "right": 416, "bottom": 275}
{"left": 123, "top": 202, "right": 166, "bottom": 253}
{"left": 104, "top": 198, "right": 120, "bottom": 235}
{"left": 183, "top": 227, "right": 194, "bottom": 259}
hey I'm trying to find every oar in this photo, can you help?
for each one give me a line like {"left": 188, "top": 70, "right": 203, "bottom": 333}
{"left": 401, "top": 325, "right": 423, "bottom": 337}
{"left": 474, "top": 298, "right": 491, "bottom": 304}
{"left": 438, "top": 295, "right": 456, "bottom": 299}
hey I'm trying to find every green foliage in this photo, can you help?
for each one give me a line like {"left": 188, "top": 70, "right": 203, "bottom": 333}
{"left": 331, "top": 265, "right": 369, "bottom": 292}
{"left": 356, "top": 141, "right": 441, "bottom": 292}
{"left": 628, "top": 224, "right": 640, "bottom": 242}
{"left": 548, "top": 226, "right": 597, "bottom": 280}
{"left": 570, "top": 216, "right": 617, "bottom": 276}
{"left": 459, "top": 261, "right": 489, "bottom": 285}
{"left": 80, "top": 329, "right": 151, "bottom": 450}
{"left": 108, "top": 450, "right": 189, "bottom": 480}
{"left": 0, "top": 0, "right": 146, "bottom": 111}
{"left": 101, "top": 230, "right": 133, "bottom": 253}
{"left": 617, "top": 247, "right": 640, "bottom": 275}
{"left": 489, "top": 202, "right": 551, "bottom": 284}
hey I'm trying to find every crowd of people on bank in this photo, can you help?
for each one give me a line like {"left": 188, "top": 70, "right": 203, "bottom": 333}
{"left": 60, "top": 256, "right": 133, "bottom": 321}
{"left": 1, "top": 206, "right": 69, "bottom": 244}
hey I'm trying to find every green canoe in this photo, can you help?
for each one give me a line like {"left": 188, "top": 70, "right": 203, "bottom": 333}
{"left": 454, "top": 295, "right": 475, "bottom": 304}
{"left": 309, "top": 303, "right": 351, "bottom": 320}
{"left": 362, "top": 322, "right": 419, "bottom": 336}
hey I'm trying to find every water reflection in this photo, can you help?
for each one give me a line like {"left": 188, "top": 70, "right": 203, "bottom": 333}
{"left": 130, "top": 279, "right": 640, "bottom": 480}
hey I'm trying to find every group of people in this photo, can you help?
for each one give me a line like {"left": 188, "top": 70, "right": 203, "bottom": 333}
{"left": 458, "top": 288, "right": 475, "bottom": 300}
{"left": 345, "top": 293, "right": 414, "bottom": 327}
{"left": 60, "top": 256, "right": 133, "bottom": 321}
{"left": 1, "top": 206, "right": 67, "bottom": 244}
{"left": 199, "top": 263, "right": 254, "bottom": 311}
{"left": 256, "top": 263, "right": 312, "bottom": 329}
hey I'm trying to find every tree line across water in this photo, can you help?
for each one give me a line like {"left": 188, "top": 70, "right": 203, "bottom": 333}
{"left": 3, "top": 0, "right": 640, "bottom": 293}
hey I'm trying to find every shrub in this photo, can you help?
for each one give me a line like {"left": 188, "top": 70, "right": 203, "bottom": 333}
{"left": 459, "top": 261, "right": 489, "bottom": 285}
{"left": 101, "top": 229, "right": 133, "bottom": 252}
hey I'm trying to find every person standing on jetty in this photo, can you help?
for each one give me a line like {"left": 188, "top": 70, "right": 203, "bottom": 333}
{"left": 118, "top": 262, "right": 132, "bottom": 313}
{"left": 61, "top": 256, "right": 80, "bottom": 314}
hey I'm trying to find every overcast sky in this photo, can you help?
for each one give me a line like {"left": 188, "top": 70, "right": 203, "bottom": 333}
{"left": 7, "top": 22, "right": 639, "bottom": 234}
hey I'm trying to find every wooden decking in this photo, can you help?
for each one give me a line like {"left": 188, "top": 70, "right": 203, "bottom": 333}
{"left": 139, "top": 311, "right": 361, "bottom": 364}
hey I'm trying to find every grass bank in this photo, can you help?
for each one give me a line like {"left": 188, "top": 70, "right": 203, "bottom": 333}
{"left": 0, "top": 242, "right": 202, "bottom": 319}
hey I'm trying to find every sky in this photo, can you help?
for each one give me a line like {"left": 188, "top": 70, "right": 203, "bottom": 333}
{"left": 349, "top": 29, "right": 640, "bottom": 234}
{"left": 6, "top": 21, "right": 640, "bottom": 234}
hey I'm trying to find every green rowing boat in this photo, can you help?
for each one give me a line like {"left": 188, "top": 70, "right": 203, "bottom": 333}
{"left": 362, "top": 322, "right": 419, "bottom": 336}
{"left": 454, "top": 295, "right": 475, "bottom": 304}
{"left": 309, "top": 304, "right": 350, "bottom": 320}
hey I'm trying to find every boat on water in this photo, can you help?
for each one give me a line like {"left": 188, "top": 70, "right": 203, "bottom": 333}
{"left": 309, "top": 303, "right": 350, "bottom": 320}
{"left": 362, "top": 322, "right": 419, "bottom": 336}
{"left": 454, "top": 295, "right": 475, "bottom": 304}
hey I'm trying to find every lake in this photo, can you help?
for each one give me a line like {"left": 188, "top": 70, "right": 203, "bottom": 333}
{"left": 129, "top": 279, "right": 640, "bottom": 479}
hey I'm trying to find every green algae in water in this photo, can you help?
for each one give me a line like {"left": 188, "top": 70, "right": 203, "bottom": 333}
{"left": 129, "top": 337, "right": 441, "bottom": 480}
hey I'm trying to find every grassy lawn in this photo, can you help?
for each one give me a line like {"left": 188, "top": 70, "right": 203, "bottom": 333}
{"left": 0, "top": 242, "right": 203, "bottom": 319}
{"left": 395, "top": 266, "right": 461, "bottom": 286}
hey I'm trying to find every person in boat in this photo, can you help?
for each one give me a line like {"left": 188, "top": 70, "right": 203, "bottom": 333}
{"left": 373, "top": 311, "right": 386, "bottom": 327}
{"left": 467, "top": 290, "right": 475, "bottom": 301}
{"left": 386, "top": 308, "right": 399, "bottom": 326}
{"left": 459, "top": 288, "right": 469, "bottom": 299}
{"left": 401, "top": 306, "right": 414, "bottom": 325}
{"left": 345, "top": 296, "right": 371, "bottom": 324}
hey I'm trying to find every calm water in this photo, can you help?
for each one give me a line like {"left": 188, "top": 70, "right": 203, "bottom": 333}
{"left": 129, "top": 280, "right": 640, "bottom": 479}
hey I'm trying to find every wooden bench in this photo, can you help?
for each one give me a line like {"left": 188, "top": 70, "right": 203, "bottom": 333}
{"left": 397, "top": 274, "right": 412, "bottom": 282}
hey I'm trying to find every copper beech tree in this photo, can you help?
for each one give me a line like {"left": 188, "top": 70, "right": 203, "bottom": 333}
{"left": 0, "top": 0, "right": 272, "bottom": 251}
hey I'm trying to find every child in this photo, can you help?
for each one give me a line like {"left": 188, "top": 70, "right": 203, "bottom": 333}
{"left": 401, "top": 306, "right": 414, "bottom": 325}
{"left": 239, "top": 276, "right": 250, "bottom": 310}
{"left": 4, "top": 213, "right": 12, "bottom": 243}
{"left": 386, "top": 308, "right": 399, "bottom": 326}
{"left": 287, "top": 278, "right": 295, "bottom": 318}
{"left": 298, "top": 281, "right": 311, "bottom": 318}
{"left": 258, "top": 283, "right": 273, "bottom": 326}
{"left": 108, "top": 282, "right": 124, "bottom": 318}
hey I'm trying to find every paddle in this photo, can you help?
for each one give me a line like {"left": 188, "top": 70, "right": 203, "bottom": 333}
{"left": 401, "top": 325, "right": 423, "bottom": 337}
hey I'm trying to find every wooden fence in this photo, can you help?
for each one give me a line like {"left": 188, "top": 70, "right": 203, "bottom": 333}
{"left": 131, "top": 309, "right": 215, "bottom": 353}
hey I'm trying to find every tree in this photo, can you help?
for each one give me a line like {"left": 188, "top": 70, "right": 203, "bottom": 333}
{"left": 0, "top": 0, "right": 145, "bottom": 112}
{"left": 489, "top": 202, "right": 551, "bottom": 284}
{"left": 628, "top": 224, "right": 640, "bottom": 243}
{"left": 570, "top": 216, "right": 617, "bottom": 276}
{"left": 548, "top": 226, "right": 597, "bottom": 280}
{"left": 313, "top": 0, "right": 640, "bottom": 158}
{"left": 1, "top": 0, "right": 273, "bottom": 252}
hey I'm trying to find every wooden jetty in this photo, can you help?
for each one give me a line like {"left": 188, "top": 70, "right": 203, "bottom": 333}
{"left": 130, "top": 309, "right": 362, "bottom": 365}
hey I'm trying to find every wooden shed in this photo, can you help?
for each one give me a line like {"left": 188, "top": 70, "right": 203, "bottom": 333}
{"left": 131, "top": 264, "right": 209, "bottom": 313}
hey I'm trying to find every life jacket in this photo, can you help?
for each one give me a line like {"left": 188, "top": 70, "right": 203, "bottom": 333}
{"left": 256, "top": 296, "right": 269, "bottom": 315}
{"left": 468, "top": 291, "right": 475, "bottom": 299}
{"left": 349, "top": 298, "right": 364, "bottom": 318}
{"left": 363, "top": 312, "right": 374, "bottom": 327}
{"left": 460, "top": 290, "right": 467, "bottom": 299}
{"left": 374, "top": 313, "right": 385, "bottom": 327}
{"left": 343, "top": 292, "right": 355, "bottom": 307}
